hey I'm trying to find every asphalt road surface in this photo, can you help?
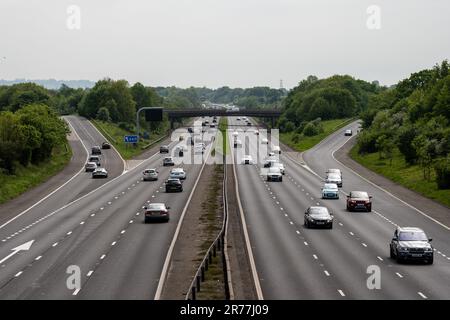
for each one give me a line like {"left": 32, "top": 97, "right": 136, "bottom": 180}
{"left": 0, "top": 117, "right": 215, "bottom": 299}
{"left": 228, "top": 117, "right": 450, "bottom": 300}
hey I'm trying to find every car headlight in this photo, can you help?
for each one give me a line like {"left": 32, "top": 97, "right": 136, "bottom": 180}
{"left": 424, "top": 247, "right": 433, "bottom": 252}
{"left": 398, "top": 247, "right": 409, "bottom": 252}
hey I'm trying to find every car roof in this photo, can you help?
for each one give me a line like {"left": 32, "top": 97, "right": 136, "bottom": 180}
{"left": 308, "top": 206, "right": 330, "bottom": 213}
{"left": 171, "top": 168, "right": 184, "bottom": 171}
{"left": 398, "top": 227, "right": 424, "bottom": 233}
{"left": 323, "top": 183, "right": 338, "bottom": 188}
{"left": 327, "top": 173, "right": 341, "bottom": 178}
{"left": 147, "top": 203, "right": 166, "bottom": 210}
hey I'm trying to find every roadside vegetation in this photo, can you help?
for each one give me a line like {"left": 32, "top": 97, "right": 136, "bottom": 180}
{"left": 280, "top": 117, "right": 354, "bottom": 152}
{"left": 352, "top": 60, "right": 450, "bottom": 204}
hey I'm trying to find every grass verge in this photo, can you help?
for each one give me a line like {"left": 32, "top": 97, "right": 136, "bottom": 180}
{"left": 215, "top": 117, "right": 230, "bottom": 156}
{"left": 280, "top": 118, "right": 354, "bottom": 152}
{"left": 91, "top": 120, "right": 167, "bottom": 160}
{"left": 0, "top": 141, "right": 72, "bottom": 204}
{"left": 196, "top": 164, "right": 226, "bottom": 300}
{"left": 350, "top": 146, "right": 450, "bottom": 208}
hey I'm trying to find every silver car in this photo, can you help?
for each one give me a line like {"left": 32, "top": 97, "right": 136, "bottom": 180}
{"left": 85, "top": 161, "right": 97, "bottom": 172}
{"left": 267, "top": 167, "right": 283, "bottom": 182}
{"left": 144, "top": 203, "right": 170, "bottom": 223}
{"left": 143, "top": 168, "right": 158, "bottom": 181}
{"left": 92, "top": 167, "right": 108, "bottom": 178}
{"left": 325, "top": 173, "right": 342, "bottom": 187}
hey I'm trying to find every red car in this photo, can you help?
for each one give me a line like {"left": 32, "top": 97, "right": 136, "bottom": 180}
{"left": 346, "top": 191, "right": 372, "bottom": 212}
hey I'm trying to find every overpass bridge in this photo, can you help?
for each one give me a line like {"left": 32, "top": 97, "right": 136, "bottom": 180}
{"left": 165, "top": 109, "right": 282, "bottom": 128}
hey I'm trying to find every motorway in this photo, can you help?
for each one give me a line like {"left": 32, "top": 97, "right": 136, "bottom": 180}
{"left": 0, "top": 116, "right": 216, "bottom": 299}
{"left": 228, "top": 117, "right": 450, "bottom": 299}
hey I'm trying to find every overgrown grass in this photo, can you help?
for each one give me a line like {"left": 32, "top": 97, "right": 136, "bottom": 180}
{"left": 92, "top": 120, "right": 167, "bottom": 160}
{"left": 0, "top": 142, "right": 72, "bottom": 204}
{"left": 197, "top": 164, "right": 226, "bottom": 299}
{"left": 280, "top": 118, "right": 354, "bottom": 152}
{"left": 215, "top": 117, "right": 230, "bottom": 156}
{"left": 350, "top": 146, "right": 450, "bottom": 208}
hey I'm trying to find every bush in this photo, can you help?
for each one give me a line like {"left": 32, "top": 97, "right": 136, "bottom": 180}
{"left": 96, "top": 107, "right": 111, "bottom": 122}
{"left": 303, "top": 122, "right": 320, "bottom": 136}
{"left": 292, "top": 133, "right": 300, "bottom": 144}
{"left": 118, "top": 122, "right": 135, "bottom": 132}
{"left": 434, "top": 160, "right": 450, "bottom": 189}
{"left": 357, "top": 130, "right": 379, "bottom": 154}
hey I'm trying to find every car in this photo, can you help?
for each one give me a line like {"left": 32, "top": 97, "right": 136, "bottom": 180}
{"left": 89, "top": 155, "right": 101, "bottom": 166}
{"left": 272, "top": 146, "right": 281, "bottom": 154}
{"left": 390, "top": 227, "right": 433, "bottom": 264}
{"left": 163, "top": 156, "right": 175, "bottom": 166}
{"left": 85, "top": 161, "right": 97, "bottom": 172}
{"left": 143, "top": 168, "right": 158, "bottom": 181}
{"left": 160, "top": 145, "right": 169, "bottom": 153}
{"left": 326, "top": 168, "right": 342, "bottom": 178}
{"left": 346, "top": 191, "right": 372, "bottom": 212}
{"left": 101, "top": 142, "right": 111, "bottom": 149}
{"left": 304, "top": 206, "right": 333, "bottom": 229}
{"left": 174, "top": 146, "right": 184, "bottom": 157}
{"left": 263, "top": 158, "right": 277, "bottom": 168}
{"left": 267, "top": 167, "right": 282, "bottom": 182}
{"left": 232, "top": 131, "right": 239, "bottom": 137}
{"left": 92, "top": 167, "right": 108, "bottom": 178}
{"left": 170, "top": 167, "right": 186, "bottom": 180}
{"left": 322, "top": 183, "right": 339, "bottom": 199}
{"left": 325, "top": 173, "right": 342, "bottom": 187}
{"left": 268, "top": 152, "right": 275, "bottom": 157}
{"left": 179, "top": 135, "right": 184, "bottom": 141}
{"left": 236, "top": 117, "right": 241, "bottom": 121}
{"left": 242, "top": 155, "right": 253, "bottom": 164}
{"left": 91, "top": 146, "right": 102, "bottom": 155}
{"left": 246, "top": 122, "right": 252, "bottom": 126}
{"left": 165, "top": 178, "right": 183, "bottom": 192}
{"left": 254, "top": 130, "right": 260, "bottom": 135}
{"left": 212, "top": 119, "right": 217, "bottom": 123}
{"left": 194, "top": 145, "right": 205, "bottom": 154}
{"left": 234, "top": 139, "right": 242, "bottom": 148}
{"left": 271, "top": 162, "right": 285, "bottom": 175}
{"left": 144, "top": 203, "right": 170, "bottom": 223}
{"left": 210, "top": 124, "right": 216, "bottom": 128}
{"left": 261, "top": 138, "right": 269, "bottom": 144}
{"left": 344, "top": 129, "right": 353, "bottom": 136}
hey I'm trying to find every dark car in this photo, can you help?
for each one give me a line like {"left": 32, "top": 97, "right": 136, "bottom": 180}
{"left": 91, "top": 146, "right": 102, "bottom": 155}
{"left": 165, "top": 178, "right": 183, "bottom": 192}
{"left": 390, "top": 227, "right": 433, "bottom": 264}
{"left": 246, "top": 122, "right": 252, "bottom": 126}
{"left": 346, "top": 191, "right": 372, "bottom": 212}
{"left": 160, "top": 145, "right": 169, "bottom": 153}
{"left": 101, "top": 142, "right": 111, "bottom": 149}
{"left": 188, "top": 127, "right": 194, "bottom": 133}
{"left": 163, "top": 156, "right": 175, "bottom": 166}
{"left": 144, "top": 203, "right": 170, "bottom": 223}
{"left": 304, "top": 206, "right": 333, "bottom": 229}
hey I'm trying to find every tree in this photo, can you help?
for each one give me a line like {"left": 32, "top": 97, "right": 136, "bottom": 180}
{"left": 376, "top": 134, "right": 395, "bottom": 164}
{"left": 96, "top": 107, "right": 111, "bottom": 122}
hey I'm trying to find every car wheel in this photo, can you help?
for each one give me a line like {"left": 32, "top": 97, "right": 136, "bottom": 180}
{"left": 396, "top": 254, "right": 403, "bottom": 263}
{"left": 346, "top": 206, "right": 351, "bottom": 212}
{"left": 279, "top": 177, "right": 283, "bottom": 182}
{"left": 390, "top": 247, "right": 395, "bottom": 259}
{"left": 426, "top": 257, "right": 434, "bottom": 265}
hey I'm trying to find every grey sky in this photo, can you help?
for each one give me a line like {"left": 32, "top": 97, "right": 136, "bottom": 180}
{"left": 0, "top": 0, "right": 449, "bottom": 88}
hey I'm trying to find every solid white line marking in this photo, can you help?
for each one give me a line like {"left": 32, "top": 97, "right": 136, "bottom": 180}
{"left": 324, "top": 270, "right": 330, "bottom": 276}
{"left": 15, "top": 271, "right": 23, "bottom": 277}
{"left": 72, "top": 288, "right": 80, "bottom": 296}
{"left": 35, "top": 255, "right": 42, "bottom": 261}
{"left": 396, "top": 272, "right": 403, "bottom": 278}
{"left": 418, "top": 292, "right": 427, "bottom": 299}
{"left": 338, "top": 290, "right": 345, "bottom": 297}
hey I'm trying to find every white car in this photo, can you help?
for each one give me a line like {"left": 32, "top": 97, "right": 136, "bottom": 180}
{"left": 325, "top": 173, "right": 342, "bottom": 187}
{"left": 92, "top": 167, "right": 108, "bottom": 178}
{"left": 322, "top": 183, "right": 339, "bottom": 199}
{"left": 263, "top": 158, "right": 277, "bottom": 168}
{"left": 271, "top": 162, "right": 285, "bottom": 175}
{"left": 272, "top": 146, "right": 281, "bottom": 154}
{"left": 143, "top": 168, "right": 158, "bottom": 181}
{"left": 242, "top": 155, "right": 253, "bottom": 164}
{"left": 267, "top": 167, "right": 283, "bottom": 182}
{"left": 85, "top": 161, "right": 97, "bottom": 172}
{"left": 170, "top": 168, "right": 186, "bottom": 180}
{"left": 326, "top": 168, "right": 342, "bottom": 178}
{"left": 261, "top": 138, "right": 269, "bottom": 144}
{"left": 234, "top": 139, "right": 242, "bottom": 148}
{"left": 254, "top": 130, "right": 259, "bottom": 135}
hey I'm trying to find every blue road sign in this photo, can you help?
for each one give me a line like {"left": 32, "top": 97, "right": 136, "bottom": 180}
{"left": 124, "top": 135, "right": 138, "bottom": 143}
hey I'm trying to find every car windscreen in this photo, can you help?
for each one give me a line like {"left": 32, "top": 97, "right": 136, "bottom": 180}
{"left": 327, "top": 174, "right": 341, "bottom": 179}
{"left": 148, "top": 204, "right": 166, "bottom": 210}
{"left": 324, "top": 184, "right": 337, "bottom": 189}
{"left": 399, "top": 232, "right": 428, "bottom": 241}
{"left": 350, "top": 191, "right": 368, "bottom": 198}
{"left": 309, "top": 207, "right": 330, "bottom": 217}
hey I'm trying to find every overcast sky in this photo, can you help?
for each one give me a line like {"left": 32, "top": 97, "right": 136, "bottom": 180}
{"left": 0, "top": 0, "right": 449, "bottom": 88}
